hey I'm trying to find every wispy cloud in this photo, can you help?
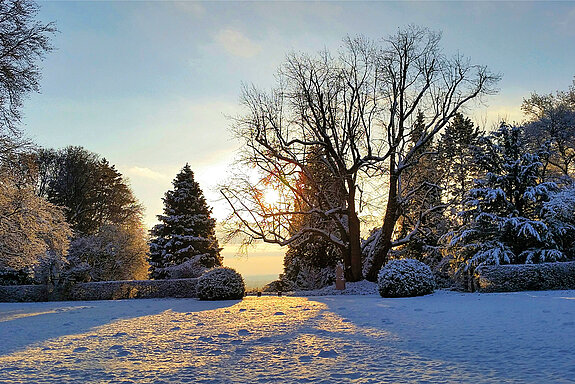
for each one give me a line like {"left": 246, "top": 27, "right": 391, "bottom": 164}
{"left": 125, "top": 166, "right": 169, "bottom": 181}
{"left": 173, "top": 2, "right": 205, "bottom": 18}
{"left": 555, "top": 5, "right": 575, "bottom": 36}
{"left": 215, "top": 29, "right": 261, "bottom": 58}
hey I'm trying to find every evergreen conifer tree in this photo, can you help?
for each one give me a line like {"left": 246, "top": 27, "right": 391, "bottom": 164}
{"left": 394, "top": 111, "right": 445, "bottom": 263}
{"left": 437, "top": 113, "right": 482, "bottom": 217}
{"left": 449, "top": 124, "right": 564, "bottom": 271}
{"left": 149, "top": 164, "right": 222, "bottom": 279}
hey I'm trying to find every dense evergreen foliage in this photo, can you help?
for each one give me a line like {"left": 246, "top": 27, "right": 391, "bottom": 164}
{"left": 448, "top": 124, "right": 569, "bottom": 270}
{"left": 149, "top": 164, "right": 222, "bottom": 279}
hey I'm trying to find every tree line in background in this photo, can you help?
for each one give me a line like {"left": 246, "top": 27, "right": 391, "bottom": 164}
{"left": 223, "top": 25, "right": 575, "bottom": 289}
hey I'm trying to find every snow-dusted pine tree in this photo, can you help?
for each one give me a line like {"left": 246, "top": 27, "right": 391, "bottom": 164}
{"left": 149, "top": 164, "right": 222, "bottom": 279}
{"left": 448, "top": 124, "right": 567, "bottom": 271}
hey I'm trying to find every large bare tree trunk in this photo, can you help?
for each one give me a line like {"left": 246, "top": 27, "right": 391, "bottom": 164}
{"left": 365, "top": 168, "right": 399, "bottom": 281}
{"left": 342, "top": 178, "right": 363, "bottom": 282}
{"left": 348, "top": 201, "right": 363, "bottom": 282}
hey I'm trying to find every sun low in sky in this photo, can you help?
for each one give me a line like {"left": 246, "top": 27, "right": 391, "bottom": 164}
{"left": 22, "top": 1, "right": 575, "bottom": 279}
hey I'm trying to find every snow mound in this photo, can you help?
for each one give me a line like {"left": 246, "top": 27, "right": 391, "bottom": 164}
{"left": 378, "top": 259, "right": 435, "bottom": 297}
{"left": 197, "top": 267, "right": 245, "bottom": 300}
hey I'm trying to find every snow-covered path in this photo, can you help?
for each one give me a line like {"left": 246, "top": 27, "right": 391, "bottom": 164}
{"left": 1, "top": 291, "right": 574, "bottom": 383}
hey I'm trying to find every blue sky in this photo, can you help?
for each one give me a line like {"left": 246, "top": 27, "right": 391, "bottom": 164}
{"left": 22, "top": 1, "right": 575, "bottom": 277}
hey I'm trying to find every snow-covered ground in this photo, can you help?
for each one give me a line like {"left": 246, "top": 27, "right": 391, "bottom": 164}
{"left": 1, "top": 290, "right": 574, "bottom": 383}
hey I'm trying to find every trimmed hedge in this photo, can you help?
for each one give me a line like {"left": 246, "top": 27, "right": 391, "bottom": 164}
{"left": 474, "top": 261, "right": 575, "bottom": 292}
{"left": 0, "top": 278, "right": 198, "bottom": 302}
{"left": 0, "top": 284, "right": 50, "bottom": 302}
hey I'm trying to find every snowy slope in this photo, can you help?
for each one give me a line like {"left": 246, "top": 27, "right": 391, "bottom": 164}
{"left": 1, "top": 290, "right": 574, "bottom": 383}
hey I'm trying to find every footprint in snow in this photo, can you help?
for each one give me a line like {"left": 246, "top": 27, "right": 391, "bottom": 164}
{"left": 196, "top": 322, "right": 205, "bottom": 326}
{"left": 170, "top": 326, "right": 181, "bottom": 331}
{"left": 256, "top": 336, "right": 272, "bottom": 343}
{"left": 317, "top": 349, "right": 338, "bottom": 358}
{"left": 299, "top": 355, "right": 312, "bottom": 362}
{"left": 117, "top": 350, "right": 132, "bottom": 357}
{"left": 238, "top": 329, "right": 251, "bottom": 336}
{"left": 274, "top": 311, "right": 285, "bottom": 316}
{"left": 217, "top": 333, "right": 232, "bottom": 338}
{"left": 109, "top": 345, "right": 124, "bottom": 350}
{"left": 239, "top": 308, "right": 247, "bottom": 312}
{"left": 230, "top": 339, "right": 242, "bottom": 345}
{"left": 73, "top": 347, "right": 88, "bottom": 353}
{"left": 112, "top": 332, "right": 128, "bottom": 337}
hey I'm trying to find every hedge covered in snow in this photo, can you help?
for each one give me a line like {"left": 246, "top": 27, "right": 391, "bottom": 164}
{"left": 377, "top": 259, "right": 435, "bottom": 298}
{"left": 196, "top": 267, "right": 245, "bottom": 300}
{"left": 0, "top": 278, "right": 199, "bottom": 302}
{"left": 69, "top": 278, "right": 199, "bottom": 300}
{"left": 474, "top": 261, "right": 575, "bottom": 292}
{"left": 0, "top": 284, "right": 51, "bottom": 302}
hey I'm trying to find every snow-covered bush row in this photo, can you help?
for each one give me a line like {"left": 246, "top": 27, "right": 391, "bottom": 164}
{"left": 474, "top": 261, "right": 575, "bottom": 293}
{"left": 196, "top": 267, "right": 245, "bottom": 300}
{"left": 377, "top": 259, "right": 435, "bottom": 298}
{"left": 68, "top": 278, "right": 199, "bottom": 301}
{"left": 0, "top": 284, "right": 50, "bottom": 302}
{"left": 0, "top": 278, "right": 201, "bottom": 302}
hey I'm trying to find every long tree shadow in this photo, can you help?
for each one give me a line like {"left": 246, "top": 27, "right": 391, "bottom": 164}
{"left": 0, "top": 298, "right": 238, "bottom": 356}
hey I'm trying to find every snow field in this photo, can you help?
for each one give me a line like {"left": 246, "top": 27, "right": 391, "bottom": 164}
{"left": 0, "top": 291, "right": 574, "bottom": 383}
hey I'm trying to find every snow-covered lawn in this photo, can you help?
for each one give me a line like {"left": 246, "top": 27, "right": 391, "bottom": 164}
{"left": 1, "top": 290, "right": 574, "bottom": 383}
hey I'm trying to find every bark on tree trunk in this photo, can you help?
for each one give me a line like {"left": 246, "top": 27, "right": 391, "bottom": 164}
{"left": 344, "top": 177, "right": 363, "bottom": 282}
{"left": 365, "top": 169, "right": 400, "bottom": 282}
{"left": 348, "top": 208, "right": 362, "bottom": 282}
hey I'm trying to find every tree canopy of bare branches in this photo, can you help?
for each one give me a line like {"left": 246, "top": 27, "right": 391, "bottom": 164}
{"left": 0, "top": 0, "right": 56, "bottom": 132}
{"left": 223, "top": 26, "right": 500, "bottom": 282}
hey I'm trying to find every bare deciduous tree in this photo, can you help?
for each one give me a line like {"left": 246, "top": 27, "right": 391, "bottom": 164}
{"left": 0, "top": 0, "right": 56, "bottom": 132}
{"left": 223, "top": 26, "right": 499, "bottom": 282}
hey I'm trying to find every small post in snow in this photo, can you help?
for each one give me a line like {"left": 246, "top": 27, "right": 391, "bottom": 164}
{"left": 335, "top": 263, "right": 346, "bottom": 290}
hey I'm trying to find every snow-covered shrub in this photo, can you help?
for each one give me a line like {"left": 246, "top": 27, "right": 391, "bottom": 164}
{"left": 262, "top": 279, "right": 292, "bottom": 293}
{"left": 377, "top": 259, "right": 435, "bottom": 298}
{"left": 196, "top": 267, "right": 245, "bottom": 300}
